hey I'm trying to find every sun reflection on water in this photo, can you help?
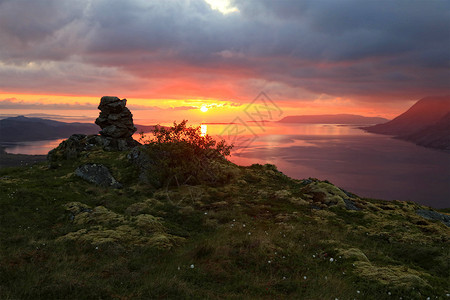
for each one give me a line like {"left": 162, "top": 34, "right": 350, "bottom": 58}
{"left": 200, "top": 124, "right": 207, "bottom": 136}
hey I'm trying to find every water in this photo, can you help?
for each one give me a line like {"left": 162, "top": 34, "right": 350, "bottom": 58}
{"left": 4, "top": 123, "right": 450, "bottom": 208}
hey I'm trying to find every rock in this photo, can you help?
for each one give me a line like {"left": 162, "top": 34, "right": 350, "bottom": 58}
{"left": 127, "top": 146, "right": 163, "bottom": 187}
{"left": 47, "top": 134, "right": 87, "bottom": 161}
{"left": 48, "top": 134, "right": 140, "bottom": 161}
{"left": 416, "top": 209, "right": 450, "bottom": 227}
{"left": 343, "top": 198, "right": 361, "bottom": 211}
{"left": 95, "top": 96, "right": 137, "bottom": 139}
{"left": 75, "top": 163, "right": 122, "bottom": 188}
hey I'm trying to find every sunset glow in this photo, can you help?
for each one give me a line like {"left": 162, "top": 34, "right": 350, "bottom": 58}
{"left": 0, "top": 1, "right": 448, "bottom": 124}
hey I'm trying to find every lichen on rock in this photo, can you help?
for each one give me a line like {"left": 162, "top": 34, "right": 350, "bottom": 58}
{"left": 75, "top": 163, "right": 122, "bottom": 189}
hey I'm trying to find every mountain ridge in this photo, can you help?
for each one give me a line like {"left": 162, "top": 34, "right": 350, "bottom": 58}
{"left": 0, "top": 116, "right": 156, "bottom": 143}
{"left": 364, "top": 96, "right": 450, "bottom": 135}
{"left": 364, "top": 96, "right": 450, "bottom": 151}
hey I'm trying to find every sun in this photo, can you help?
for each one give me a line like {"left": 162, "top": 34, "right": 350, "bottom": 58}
{"left": 200, "top": 105, "right": 209, "bottom": 112}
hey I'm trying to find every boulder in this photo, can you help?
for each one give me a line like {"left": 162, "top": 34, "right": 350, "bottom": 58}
{"left": 75, "top": 163, "right": 122, "bottom": 189}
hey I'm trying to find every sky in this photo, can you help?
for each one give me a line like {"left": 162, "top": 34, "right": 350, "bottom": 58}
{"left": 0, "top": 0, "right": 449, "bottom": 123}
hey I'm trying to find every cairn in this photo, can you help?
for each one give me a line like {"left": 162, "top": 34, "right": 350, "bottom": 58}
{"left": 95, "top": 96, "right": 137, "bottom": 138}
{"left": 48, "top": 96, "right": 140, "bottom": 161}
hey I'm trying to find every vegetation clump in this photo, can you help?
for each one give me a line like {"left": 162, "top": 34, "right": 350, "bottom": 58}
{"left": 132, "top": 120, "right": 238, "bottom": 187}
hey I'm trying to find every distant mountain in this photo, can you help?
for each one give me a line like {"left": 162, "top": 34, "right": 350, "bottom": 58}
{"left": 278, "top": 114, "right": 388, "bottom": 124}
{"left": 364, "top": 96, "right": 450, "bottom": 136}
{"left": 0, "top": 116, "right": 157, "bottom": 143}
{"left": 364, "top": 96, "right": 450, "bottom": 151}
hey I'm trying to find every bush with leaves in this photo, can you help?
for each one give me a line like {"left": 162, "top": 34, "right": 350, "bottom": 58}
{"left": 138, "top": 120, "right": 236, "bottom": 187}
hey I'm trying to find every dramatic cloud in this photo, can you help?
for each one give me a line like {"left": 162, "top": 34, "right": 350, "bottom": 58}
{"left": 0, "top": 98, "right": 96, "bottom": 110}
{"left": 0, "top": 0, "right": 448, "bottom": 104}
{"left": 0, "top": 97, "right": 197, "bottom": 111}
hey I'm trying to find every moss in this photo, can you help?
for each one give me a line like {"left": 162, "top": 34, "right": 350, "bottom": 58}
{"left": 304, "top": 181, "right": 348, "bottom": 208}
{"left": 354, "top": 261, "right": 429, "bottom": 289}
{"left": 146, "top": 233, "right": 185, "bottom": 250}
{"left": 125, "top": 200, "right": 153, "bottom": 216}
{"left": 73, "top": 206, "right": 126, "bottom": 226}
{"left": 336, "top": 247, "right": 369, "bottom": 262}
{"left": 134, "top": 214, "right": 165, "bottom": 233}
{"left": 59, "top": 202, "right": 183, "bottom": 250}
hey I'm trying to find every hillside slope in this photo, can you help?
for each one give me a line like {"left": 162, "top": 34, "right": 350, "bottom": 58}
{"left": 0, "top": 116, "right": 98, "bottom": 142}
{"left": 401, "top": 112, "right": 450, "bottom": 151}
{"left": 0, "top": 142, "right": 448, "bottom": 299}
{"left": 365, "top": 96, "right": 450, "bottom": 136}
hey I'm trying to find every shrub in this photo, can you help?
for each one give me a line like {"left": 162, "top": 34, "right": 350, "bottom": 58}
{"left": 139, "top": 120, "right": 236, "bottom": 187}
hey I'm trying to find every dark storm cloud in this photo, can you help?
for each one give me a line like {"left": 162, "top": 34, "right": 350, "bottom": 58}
{"left": 0, "top": 0, "right": 448, "bottom": 101}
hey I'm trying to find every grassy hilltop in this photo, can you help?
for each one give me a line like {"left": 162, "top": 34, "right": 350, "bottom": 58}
{"left": 0, "top": 123, "right": 449, "bottom": 299}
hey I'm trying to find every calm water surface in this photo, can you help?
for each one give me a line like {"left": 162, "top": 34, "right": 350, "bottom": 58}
{"left": 4, "top": 123, "right": 450, "bottom": 208}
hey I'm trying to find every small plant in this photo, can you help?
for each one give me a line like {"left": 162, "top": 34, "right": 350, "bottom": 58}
{"left": 139, "top": 120, "right": 235, "bottom": 186}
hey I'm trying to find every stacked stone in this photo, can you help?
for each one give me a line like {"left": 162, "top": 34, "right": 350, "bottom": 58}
{"left": 95, "top": 96, "right": 137, "bottom": 138}
{"left": 47, "top": 96, "right": 141, "bottom": 161}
